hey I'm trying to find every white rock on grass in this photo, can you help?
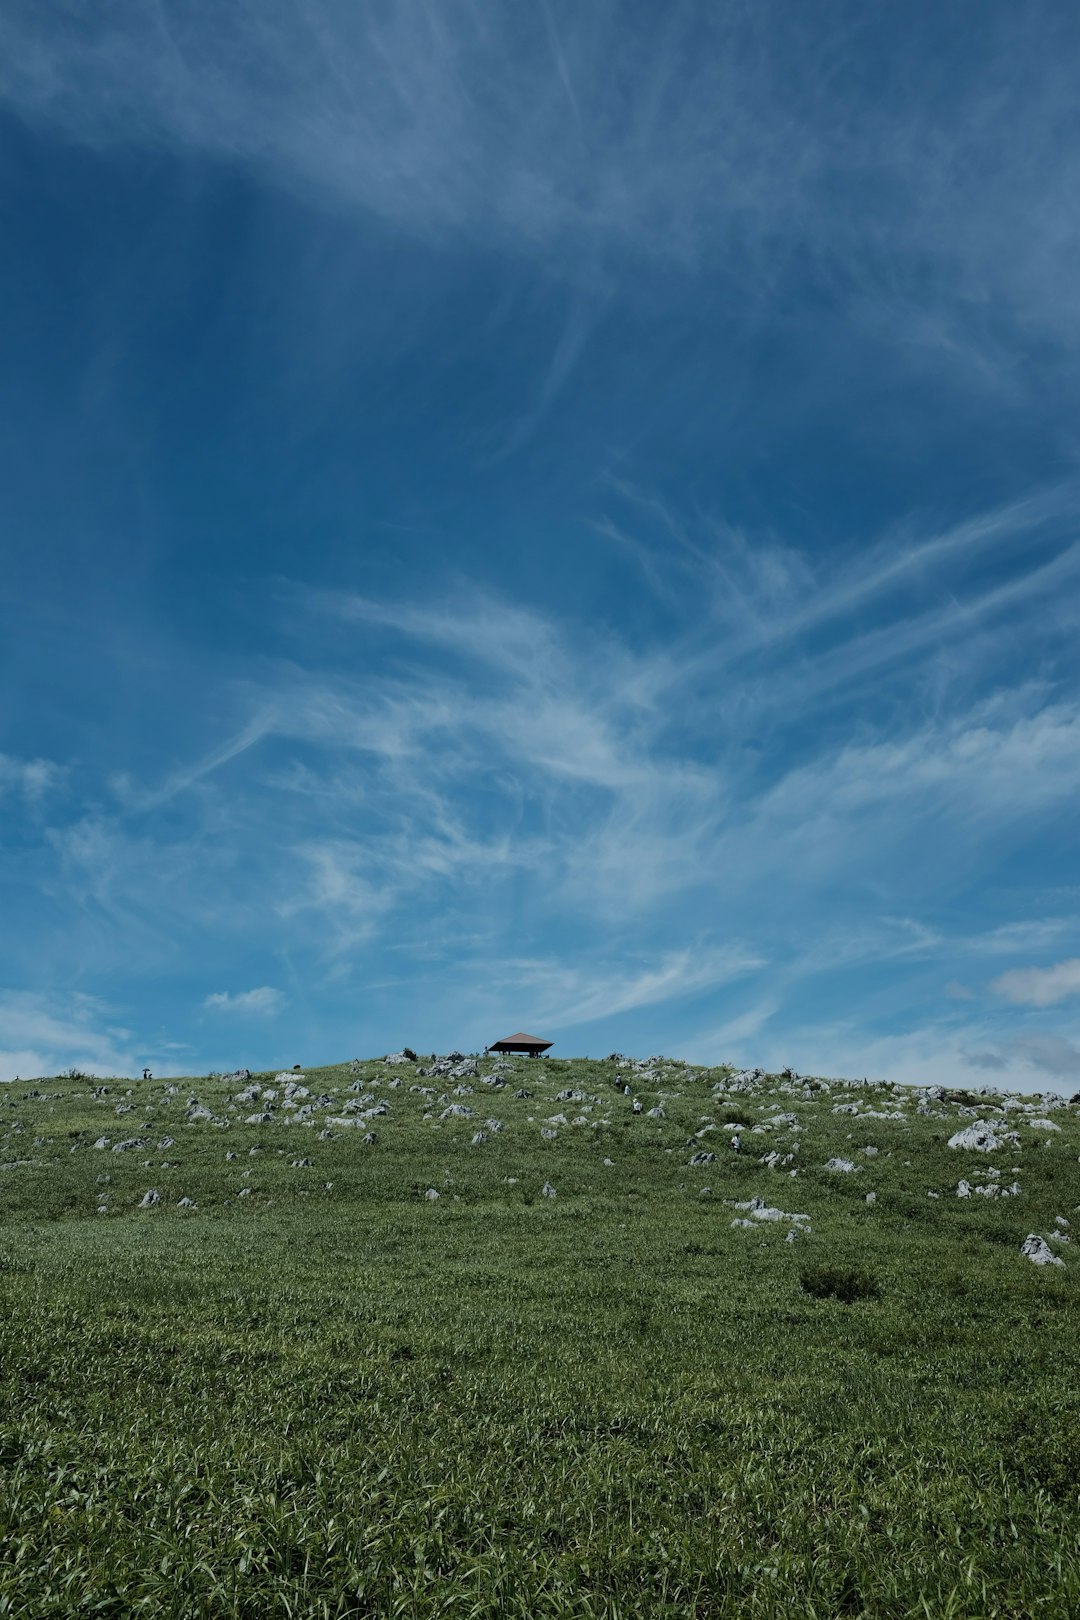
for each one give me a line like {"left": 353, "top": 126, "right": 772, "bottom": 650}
{"left": 138, "top": 1189, "right": 160, "bottom": 1208}
{"left": 1021, "top": 1233, "right": 1064, "bottom": 1267}
{"left": 425, "top": 1188, "right": 440, "bottom": 1201}
{"left": 541, "top": 1181, "right": 557, "bottom": 1198}
{"left": 1028, "top": 1118, "right": 1061, "bottom": 1131}
{"left": 824, "top": 1158, "right": 857, "bottom": 1173}
{"left": 947, "top": 1122, "right": 1018, "bottom": 1151}
{"left": 956, "top": 1180, "right": 972, "bottom": 1198}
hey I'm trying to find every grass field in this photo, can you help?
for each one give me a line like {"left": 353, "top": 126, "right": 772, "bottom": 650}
{"left": 1, "top": 1053, "right": 1079, "bottom": 1617}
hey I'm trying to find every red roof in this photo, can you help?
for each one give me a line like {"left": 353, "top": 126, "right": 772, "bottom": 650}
{"left": 490, "top": 1032, "right": 553, "bottom": 1049}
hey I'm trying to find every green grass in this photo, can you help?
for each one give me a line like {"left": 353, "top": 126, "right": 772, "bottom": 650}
{"left": 1, "top": 1055, "right": 1079, "bottom": 1616}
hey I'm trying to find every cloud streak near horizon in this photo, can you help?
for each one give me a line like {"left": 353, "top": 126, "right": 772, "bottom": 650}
{"left": 1, "top": 1, "right": 1079, "bottom": 1087}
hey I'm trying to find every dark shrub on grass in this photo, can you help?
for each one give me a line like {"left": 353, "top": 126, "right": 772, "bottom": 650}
{"left": 800, "top": 1265, "right": 880, "bottom": 1303}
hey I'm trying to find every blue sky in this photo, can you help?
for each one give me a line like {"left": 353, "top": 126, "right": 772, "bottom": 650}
{"left": 2, "top": 0, "right": 1080, "bottom": 1089}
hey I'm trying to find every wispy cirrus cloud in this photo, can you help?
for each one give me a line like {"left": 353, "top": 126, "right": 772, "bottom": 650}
{"left": 8, "top": 475, "right": 1080, "bottom": 1083}
{"left": 4, "top": 0, "right": 1080, "bottom": 375}
{"left": 488, "top": 945, "right": 767, "bottom": 1031}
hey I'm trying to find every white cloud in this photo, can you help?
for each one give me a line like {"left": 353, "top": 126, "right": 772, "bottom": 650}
{"left": 490, "top": 945, "right": 766, "bottom": 1030}
{"left": 0, "top": 752, "right": 63, "bottom": 800}
{"left": 203, "top": 986, "right": 286, "bottom": 1015}
{"left": 3, "top": 0, "right": 1080, "bottom": 372}
{"left": 0, "top": 990, "right": 161, "bottom": 1081}
{"left": 991, "top": 959, "right": 1080, "bottom": 1008}
{"left": 742, "top": 1018, "right": 1077, "bottom": 1096}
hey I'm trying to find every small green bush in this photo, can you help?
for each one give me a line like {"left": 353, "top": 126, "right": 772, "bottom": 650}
{"left": 800, "top": 1264, "right": 881, "bottom": 1302}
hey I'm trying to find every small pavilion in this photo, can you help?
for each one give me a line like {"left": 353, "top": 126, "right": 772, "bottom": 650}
{"left": 486, "top": 1032, "right": 554, "bottom": 1057}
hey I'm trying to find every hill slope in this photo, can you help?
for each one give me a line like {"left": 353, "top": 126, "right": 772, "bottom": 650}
{"left": 2, "top": 1054, "right": 1079, "bottom": 1617}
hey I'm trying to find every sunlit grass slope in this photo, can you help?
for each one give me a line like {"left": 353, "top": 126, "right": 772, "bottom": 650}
{"left": 1, "top": 1053, "right": 1079, "bottom": 1617}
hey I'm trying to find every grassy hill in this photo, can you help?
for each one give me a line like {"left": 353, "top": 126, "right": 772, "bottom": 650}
{"left": 1, "top": 1052, "right": 1079, "bottom": 1617}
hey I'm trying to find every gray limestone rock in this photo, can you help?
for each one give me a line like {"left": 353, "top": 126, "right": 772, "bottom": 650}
{"left": 1021, "top": 1233, "right": 1064, "bottom": 1267}
{"left": 948, "top": 1122, "right": 1013, "bottom": 1151}
{"left": 138, "top": 1188, "right": 160, "bottom": 1208}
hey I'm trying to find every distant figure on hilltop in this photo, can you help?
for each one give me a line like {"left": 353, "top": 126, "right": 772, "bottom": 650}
{"left": 142, "top": 1068, "right": 152, "bottom": 1080}
{"left": 731, "top": 1133, "right": 741, "bottom": 1153}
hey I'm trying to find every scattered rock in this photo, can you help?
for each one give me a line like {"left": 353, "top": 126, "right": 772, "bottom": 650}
{"left": 948, "top": 1122, "right": 1018, "bottom": 1152}
{"left": 541, "top": 1181, "right": 557, "bottom": 1198}
{"left": 138, "top": 1189, "right": 160, "bottom": 1208}
{"left": 425, "top": 1188, "right": 440, "bottom": 1201}
{"left": 824, "top": 1158, "right": 857, "bottom": 1173}
{"left": 1021, "top": 1233, "right": 1064, "bottom": 1267}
